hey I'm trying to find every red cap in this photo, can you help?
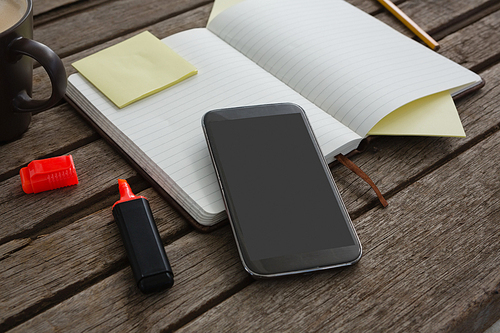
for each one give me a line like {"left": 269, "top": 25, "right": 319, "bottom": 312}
{"left": 113, "top": 179, "right": 147, "bottom": 208}
{"left": 20, "top": 155, "right": 78, "bottom": 194}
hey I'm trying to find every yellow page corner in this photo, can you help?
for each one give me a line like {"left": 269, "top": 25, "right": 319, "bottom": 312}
{"left": 368, "top": 91, "right": 466, "bottom": 138}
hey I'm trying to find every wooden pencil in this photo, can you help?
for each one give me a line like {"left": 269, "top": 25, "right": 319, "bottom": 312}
{"left": 377, "top": 0, "right": 440, "bottom": 50}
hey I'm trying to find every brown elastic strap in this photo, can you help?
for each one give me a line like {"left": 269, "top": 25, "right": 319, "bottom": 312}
{"left": 335, "top": 153, "right": 388, "bottom": 207}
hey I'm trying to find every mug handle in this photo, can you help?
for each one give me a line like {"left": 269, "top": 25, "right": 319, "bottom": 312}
{"left": 8, "top": 37, "right": 67, "bottom": 113}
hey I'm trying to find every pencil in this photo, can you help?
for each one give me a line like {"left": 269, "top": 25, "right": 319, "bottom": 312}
{"left": 376, "top": 0, "right": 440, "bottom": 51}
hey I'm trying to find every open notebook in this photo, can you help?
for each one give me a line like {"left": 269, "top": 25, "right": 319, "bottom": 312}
{"left": 66, "top": 0, "right": 482, "bottom": 229}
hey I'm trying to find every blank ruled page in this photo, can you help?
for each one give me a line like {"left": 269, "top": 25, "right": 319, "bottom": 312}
{"left": 208, "top": 0, "right": 481, "bottom": 136}
{"left": 68, "top": 28, "right": 360, "bottom": 223}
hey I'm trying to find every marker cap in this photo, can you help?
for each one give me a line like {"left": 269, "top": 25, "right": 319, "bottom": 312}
{"left": 20, "top": 155, "right": 78, "bottom": 194}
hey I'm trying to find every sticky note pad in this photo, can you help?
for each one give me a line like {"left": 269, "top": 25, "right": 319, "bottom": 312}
{"left": 72, "top": 31, "right": 197, "bottom": 108}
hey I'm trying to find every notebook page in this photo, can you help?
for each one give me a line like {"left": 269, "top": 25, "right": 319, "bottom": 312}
{"left": 208, "top": 0, "right": 481, "bottom": 137}
{"left": 69, "top": 28, "right": 360, "bottom": 221}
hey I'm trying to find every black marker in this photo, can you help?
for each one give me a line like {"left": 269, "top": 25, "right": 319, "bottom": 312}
{"left": 112, "top": 179, "right": 174, "bottom": 293}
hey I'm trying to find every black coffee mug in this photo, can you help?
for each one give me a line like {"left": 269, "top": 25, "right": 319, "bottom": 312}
{"left": 0, "top": 0, "right": 66, "bottom": 142}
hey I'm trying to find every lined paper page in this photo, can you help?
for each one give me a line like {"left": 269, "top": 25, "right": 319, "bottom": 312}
{"left": 69, "top": 28, "right": 360, "bottom": 224}
{"left": 208, "top": 0, "right": 481, "bottom": 136}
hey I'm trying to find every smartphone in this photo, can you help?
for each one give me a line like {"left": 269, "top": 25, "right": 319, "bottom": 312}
{"left": 202, "top": 103, "right": 362, "bottom": 277}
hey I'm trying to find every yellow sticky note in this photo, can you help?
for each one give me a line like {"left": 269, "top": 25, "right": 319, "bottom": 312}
{"left": 72, "top": 31, "right": 197, "bottom": 108}
{"left": 368, "top": 91, "right": 466, "bottom": 138}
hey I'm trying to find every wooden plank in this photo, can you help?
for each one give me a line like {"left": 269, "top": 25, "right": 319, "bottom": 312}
{"left": 0, "top": 187, "right": 190, "bottom": 331}
{"left": 33, "top": 0, "right": 211, "bottom": 58}
{"left": 174, "top": 109, "right": 500, "bottom": 333}
{"left": 32, "top": 0, "right": 389, "bottom": 22}
{"left": 34, "top": 0, "right": 107, "bottom": 17}
{"left": 34, "top": 0, "right": 82, "bottom": 15}
{"left": 5, "top": 227, "right": 248, "bottom": 332}
{"left": 374, "top": 0, "right": 497, "bottom": 40}
{"left": 0, "top": 238, "right": 31, "bottom": 261}
{"left": 0, "top": 139, "right": 138, "bottom": 244}
{"left": 438, "top": 8, "right": 500, "bottom": 71}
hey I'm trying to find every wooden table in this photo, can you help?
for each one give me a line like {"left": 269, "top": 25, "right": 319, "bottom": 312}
{"left": 1, "top": 0, "right": 500, "bottom": 331}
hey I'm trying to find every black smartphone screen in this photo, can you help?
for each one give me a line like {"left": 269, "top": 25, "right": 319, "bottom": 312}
{"left": 203, "top": 103, "right": 361, "bottom": 276}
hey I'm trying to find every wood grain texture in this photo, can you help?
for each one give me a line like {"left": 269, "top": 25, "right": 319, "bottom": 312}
{"left": 0, "top": 187, "right": 188, "bottom": 331}
{"left": 176, "top": 116, "right": 500, "bottom": 333}
{"left": 32, "top": 0, "right": 392, "bottom": 20}
{"left": 33, "top": 0, "right": 108, "bottom": 17}
{"left": 33, "top": 0, "right": 211, "bottom": 58}
{"left": 438, "top": 8, "right": 500, "bottom": 71}
{"left": 9, "top": 227, "right": 251, "bottom": 332}
{"left": 0, "top": 238, "right": 31, "bottom": 261}
{"left": 373, "top": 0, "right": 496, "bottom": 40}
{"left": 0, "top": 140, "right": 137, "bottom": 244}
{"left": 0, "top": 104, "right": 97, "bottom": 182}
{"left": 34, "top": 0, "right": 85, "bottom": 15}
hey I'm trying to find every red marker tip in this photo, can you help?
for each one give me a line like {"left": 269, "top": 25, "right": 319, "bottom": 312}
{"left": 113, "top": 179, "right": 146, "bottom": 208}
{"left": 118, "top": 179, "right": 137, "bottom": 201}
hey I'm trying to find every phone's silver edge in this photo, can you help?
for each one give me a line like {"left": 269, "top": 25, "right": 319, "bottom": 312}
{"left": 244, "top": 246, "right": 363, "bottom": 278}
{"left": 201, "top": 105, "right": 362, "bottom": 279}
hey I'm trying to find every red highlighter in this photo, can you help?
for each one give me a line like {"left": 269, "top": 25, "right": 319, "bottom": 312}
{"left": 112, "top": 179, "right": 174, "bottom": 293}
